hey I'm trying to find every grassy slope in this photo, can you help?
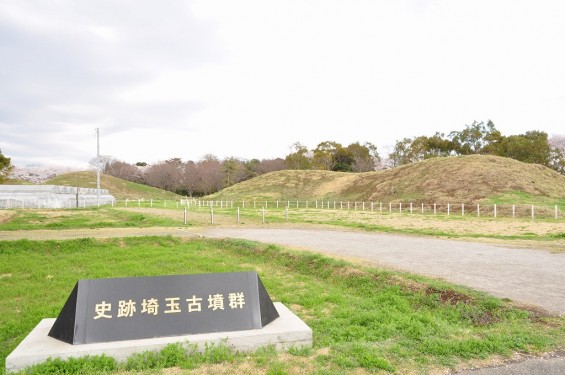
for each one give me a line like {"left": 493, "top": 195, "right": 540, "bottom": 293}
{"left": 45, "top": 171, "right": 181, "bottom": 200}
{"left": 208, "top": 155, "right": 565, "bottom": 204}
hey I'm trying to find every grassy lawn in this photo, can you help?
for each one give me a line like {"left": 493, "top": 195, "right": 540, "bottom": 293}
{"left": 1, "top": 237, "right": 564, "bottom": 374}
{"left": 0, "top": 207, "right": 180, "bottom": 230}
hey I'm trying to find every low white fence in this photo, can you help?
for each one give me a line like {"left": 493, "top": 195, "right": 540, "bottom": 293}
{"left": 107, "top": 198, "right": 564, "bottom": 220}
{"left": 3, "top": 195, "right": 562, "bottom": 220}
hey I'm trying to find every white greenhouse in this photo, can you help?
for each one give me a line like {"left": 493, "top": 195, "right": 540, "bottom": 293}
{"left": 0, "top": 185, "right": 115, "bottom": 209}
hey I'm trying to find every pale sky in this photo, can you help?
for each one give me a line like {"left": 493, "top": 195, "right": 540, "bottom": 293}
{"left": 1, "top": 0, "right": 564, "bottom": 168}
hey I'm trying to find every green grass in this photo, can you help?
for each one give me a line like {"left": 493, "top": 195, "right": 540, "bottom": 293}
{"left": 0, "top": 207, "right": 180, "bottom": 230}
{"left": 1, "top": 237, "right": 563, "bottom": 374}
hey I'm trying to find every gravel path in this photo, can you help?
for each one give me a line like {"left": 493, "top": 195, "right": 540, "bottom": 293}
{"left": 202, "top": 228, "right": 565, "bottom": 316}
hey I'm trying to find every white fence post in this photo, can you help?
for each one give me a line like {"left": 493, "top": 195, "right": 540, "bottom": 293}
{"left": 237, "top": 207, "right": 240, "bottom": 224}
{"left": 494, "top": 204, "right": 497, "bottom": 218}
{"left": 531, "top": 205, "right": 534, "bottom": 220}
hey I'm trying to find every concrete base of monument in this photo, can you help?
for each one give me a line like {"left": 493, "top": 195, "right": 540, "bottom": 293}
{"left": 6, "top": 303, "right": 312, "bottom": 374}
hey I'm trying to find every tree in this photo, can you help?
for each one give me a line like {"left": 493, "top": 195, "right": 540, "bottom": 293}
{"left": 196, "top": 154, "right": 223, "bottom": 195}
{"left": 222, "top": 157, "right": 247, "bottom": 187}
{"left": 89, "top": 155, "right": 115, "bottom": 173}
{"left": 104, "top": 160, "right": 144, "bottom": 183}
{"left": 549, "top": 135, "right": 565, "bottom": 174}
{"left": 312, "top": 141, "right": 341, "bottom": 170}
{"left": 256, "top": 158, "right": 286, "bottom": 174}
{"left": 347, "top": 142, "right": 380, "bottom": 172}
{"left": 496, "top": 131, "right": 552, "bottom": 166}
{"left": 285, "top": 142, "right": 311, "bottom": 170}
{"left": 0, "top": 149, "right": 13, "bottom": 183}
{"left": 181, "top": 161, "right": 198, "bottom": 197}
{"left": 144, "top": 158, "right": 184, "bottom": 192}
{"left": 333, "top": 146, "right": 354, "bottom": 172}
{"left": 388, "top": 138, "right": 415, "bottom": 167}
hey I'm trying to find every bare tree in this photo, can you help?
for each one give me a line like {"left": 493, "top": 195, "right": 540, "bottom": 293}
{"left": 196, "top": 154, "right": 223, "bottom": 195}
{"left": 144, "top": 158, "right": 184, "bottom": 192}
{"left": 105, "top": 160, "right": 144, "bottom": 183}
{"left": 256, "top": 158, "right": 286, "bottom": 174}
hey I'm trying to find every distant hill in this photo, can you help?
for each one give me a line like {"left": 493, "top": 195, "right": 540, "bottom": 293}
{"left": 45, "top": 171, "right": 181, "bottom": 200}
{"left": 207, "top": 155, "right": 565, "bottom": 204}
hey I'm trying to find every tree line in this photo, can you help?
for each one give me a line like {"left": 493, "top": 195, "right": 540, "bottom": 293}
{"left": 2, "top": 120, "right": 564, "bottom": 195}
{"left": 98, "top": 121, "right": 565, "bottom": 196}
{"left": 389, "top": 120, "right": 565, "bottom": 174}
{"left": 100, "top": 141, "right": 381, "bottom": 196}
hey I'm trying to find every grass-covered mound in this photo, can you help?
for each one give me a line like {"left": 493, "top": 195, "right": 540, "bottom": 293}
{"left": 208, "top": 155, "right": 565, "bottom": 204}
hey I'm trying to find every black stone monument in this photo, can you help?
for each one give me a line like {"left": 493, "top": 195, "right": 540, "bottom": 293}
{"left": 48, "top": 271, "right": 279, "bottom": 344}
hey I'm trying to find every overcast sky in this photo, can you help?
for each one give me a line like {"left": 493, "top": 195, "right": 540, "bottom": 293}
{"left": 1, "top": 0, "right": 564, "bottom": 168}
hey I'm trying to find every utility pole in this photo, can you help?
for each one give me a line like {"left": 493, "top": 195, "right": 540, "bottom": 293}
{"left": 96, "top": 128, "right": 100, "bottom": 206}
{"left": 76, "top": 172, "right": 79, "bottom": 208}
